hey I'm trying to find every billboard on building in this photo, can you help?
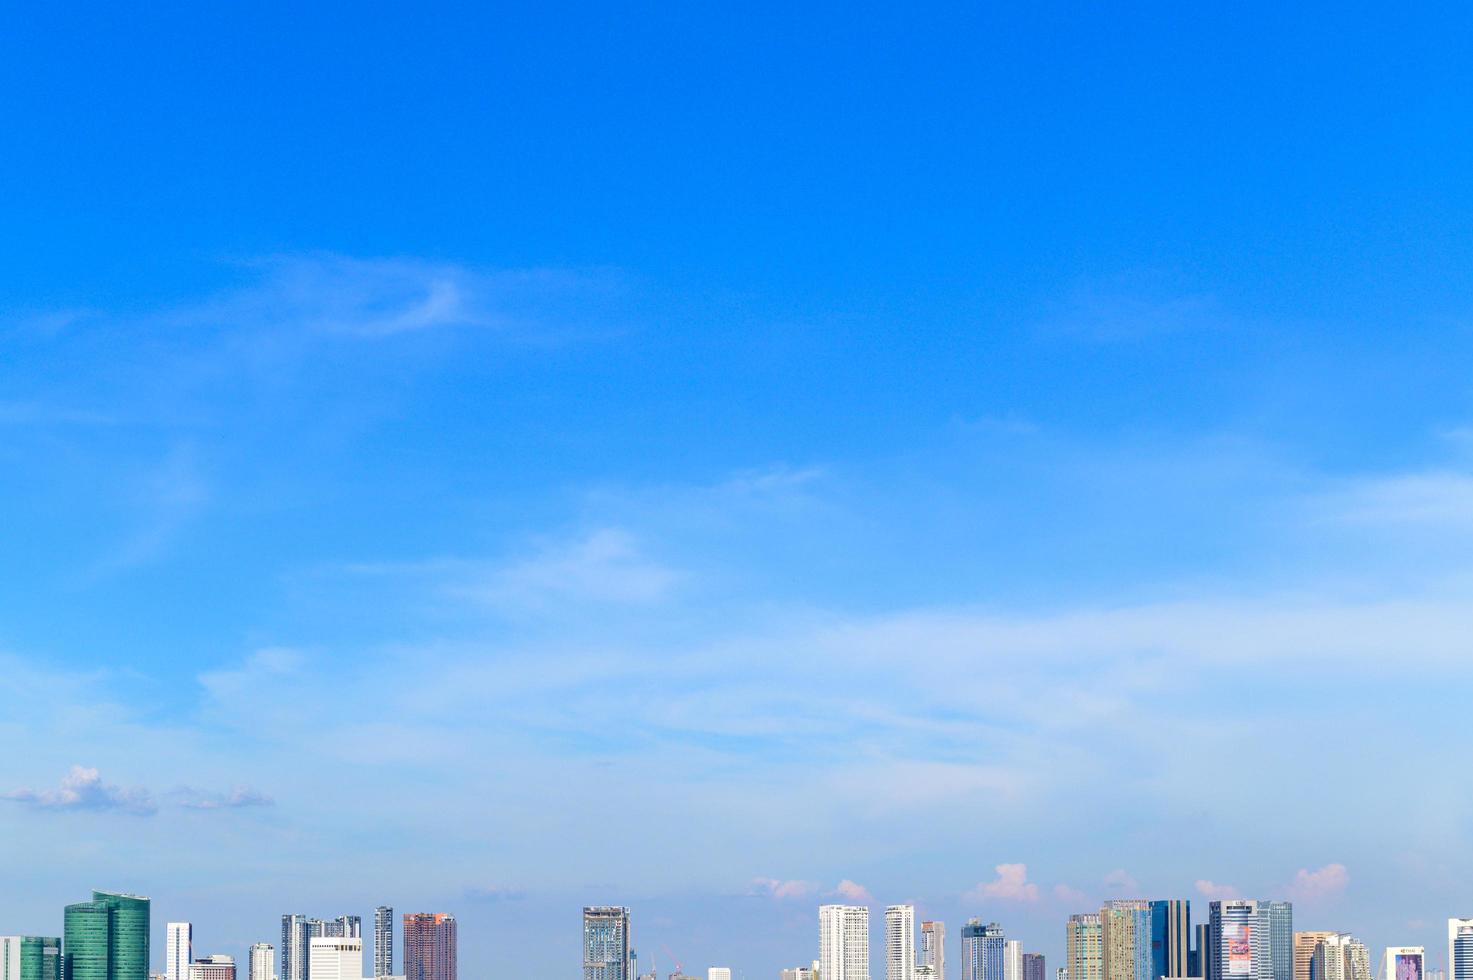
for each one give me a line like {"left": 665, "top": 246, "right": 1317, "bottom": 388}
{"left": 1226, "top": 925, "right": 1253, "bottom": 977}
{"left": 1395, "top": 955, "right": 1423, "bottom": 980}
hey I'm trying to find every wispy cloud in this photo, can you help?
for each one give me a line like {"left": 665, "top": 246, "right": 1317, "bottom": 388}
{"left": 3, "top": 766, "right": 156, "bottom": 815}
{"left": 176, "top": 786, "right": 275, "bottom": 810}
{"left": 1103, "top": 869, "right": 1140, "bottom": 893}
{"left": 965, "top": 863, "right": 1041, "bottom": 903}
{"left": 460, "top": 528, "right": 681, "bottom": 612}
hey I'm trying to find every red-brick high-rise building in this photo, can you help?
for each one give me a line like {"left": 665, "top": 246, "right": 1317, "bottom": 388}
{"left": 402, "top": 915, "right": 456, "bottom": 980}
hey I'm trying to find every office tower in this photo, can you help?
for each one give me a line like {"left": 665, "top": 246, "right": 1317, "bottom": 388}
{"left": 1195, "top": 925, "right": 1212, "bottom": 980}
{"left": 281, "top": 918, "right": 312, "bottom": 980}
{"left": 1005, "top": 943, "right": 1023, "bottom": 980}
{"left": 820, "top": 905, "right": 871, "bottom": 980}
{"left": 374, "top": 910, "right": 393, "bottom": 980}
{"left": 1068, "top": 915, "right": 1104, "bottom": 980}
{"left": 1385, "top": 950, "right": 1424, "bottom": 980}
{"left": 1023, "top": 955, "right": 1045, "bottom": 980}
{"left": 189, "top": 957, "right": 236, "bottom": 980}
{"left": 321, "top": 921, "right": 360, "bottom": 942}
{"left": 1263, "top": 906, "right": 1293, "bottom": 980}
{"left": 960, "top": 922, "right": 1005, "bottom": 980}
{"left": 886, "top": 907, "right": 915, "bottom": 980}
{"left": 1154, "top": 902, "right": 1191, "bottom": 980}
{"left": 402, "top": 915, "right": 455, "bottom": 980}
{"left": 709, "top": 970, "right": 732, "bottom": 980}
{"left": 307, "top": 940, "right": 360, "bottom": 980}
{"left": 1449, "top": 921, "right": 1473, "bottom": 980}
{"left": 584, "top": 908, "right": 632, "bottom": 980}
{"left": 249, "top": 946, "right": 274, "bottom": 980}
{"left": 1296, "top": 935, "right": 1338, "bottom": 980}
{"left": 921, "top": 923, "right": 946, "bottom": 980}
{"left": 166, "top": 925, "right": 193, "bottom": 980}
{"left": 64, "top": 891, "right": 150, "bottom": 980}
{"left": 1102, "top": 902, "right": 1153, "bottom": 980}
{"left": 0, "top": 937, "right": 61, "bottom": 980}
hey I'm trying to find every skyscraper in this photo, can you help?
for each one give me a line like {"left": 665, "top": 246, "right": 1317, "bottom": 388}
{"left": 1023, "top": 956, "right": 1045, "bottom": 980}
{"left": 0, "top": 936, "right": 61, "bottom": 980}
{"left": 64, "top": 891, "right": 150, "bottom": 980}
{"left": 320, "top": 921, "right": 360, "bottom": 942}
{"left": 1448, "top": 921, "right": 1473, "bottom": 980}
{"left": 1102, "top": 902, "right": 1153, "bottom": 980}
{"left": 960, "top": 921, "right": 1005, "bottom": 980}
{"left": 1384, "top": 949, "right": 1424, "bottom": 980}
{"left": 1295, "top": 935, "right": 1337, "bottom": 980}
{"left": 249, "top": 945, "right": 274, "bottom": 980}
{"left": 166, "top": 925, "right": 193, "bottom": 980}
{"left": 1005, "top": 943, "right": 1023, "bottom": 980}
{"left": 307, "top": 940, "right": 360, "bottom": 980}
{"left": 403, "top": 915, "right": 456, "bottom": 980}
{"left": 1263, "top": 906, "right": 1293, "bottom": 980}
{"left": 584, "top": 908, "right": 632, "bottom": 980}
{"left": 1153, "top": 902, "right": 1191, "bottom": 980}
{"left": 1068, "top": 915, "right": 1103, "bottom": 980}
{"left": 921, "top": 922, "right": 946, "bottom": 980}
{"left": 374, "top": 910, "right": 393, "bottom": 980}
{"left": 886, "top": 907, "right": 915, "bottom": 980}
{"left": 820, "top": 905, "right": 870, "bottom": 980}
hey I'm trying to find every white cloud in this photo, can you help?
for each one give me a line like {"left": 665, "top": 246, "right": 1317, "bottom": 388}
{"left": 1287, "top": 863, "right": 1349, "bottom": 902}
{"left": 751, "top": 878, "right": 820, "bottom": 901}
{"left": 3, "top": 766, "right": 156, "bottom": 815}
{"left": 965, "top": 863, "right": 1040, "bottom": 903}
{"left": 830, "top": 880, "right": 874, "bottom": 903}
{"left": 1103, "top": 869, "right": 1140, "bottom": 893}
{"left": 1195, "top": 879, "right": 1240, "bottom": 900}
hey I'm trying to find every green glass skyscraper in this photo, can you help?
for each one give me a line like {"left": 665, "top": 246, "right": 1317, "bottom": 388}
{"left": 63, "top": 892, "right": 149, "bottom": 980}
{"left": 1, "top": 936, "right": 63, "bottom": 980}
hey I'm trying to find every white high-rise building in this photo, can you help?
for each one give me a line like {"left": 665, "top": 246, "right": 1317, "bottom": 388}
{"left": 374, "top": 909, "right": 393, "bottom": 980}
{"left": 167, "top": 924, "right": 194, "bottom": 980}
{"left": 921, "top": 922, "right": 946, "bottom": 980}
{"left": 1385, "top": 949, "right": 1424, "bottom": 980}
{"left": 782, "top": 964, "right": 819, "bottom": 980}
{"left": 821, "top": 905, "right": 871, "bottom": 980}
{"left": 309, "top": 938, "right": 363, "bottom": 980}
{"left": 1448, "top": 921, "right": 1473, "bottom": 980}
{"left": 250, "top": 944, "right": 275, "bottom": 980}
{"left": 1005, "top": 942, "right": 1023, "bottom": 980}
{"left": 887, "top": 907, "right": 915, "bottom": 980}
{"left": 709, "top": 969, "right": 732, "bottom": 980}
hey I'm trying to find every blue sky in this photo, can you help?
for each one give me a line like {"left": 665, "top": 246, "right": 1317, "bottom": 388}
{"left": 4, "top": 2, "right": 1473, "bottom": 979}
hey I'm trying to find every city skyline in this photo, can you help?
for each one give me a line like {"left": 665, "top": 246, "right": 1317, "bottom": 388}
{"left": 4, "top": 4, "right": 1473, "bottom": 980}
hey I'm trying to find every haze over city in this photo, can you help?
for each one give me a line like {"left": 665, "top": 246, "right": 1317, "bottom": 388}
{"left": 3, "top": 4, "right": 1472, "bottom": 980}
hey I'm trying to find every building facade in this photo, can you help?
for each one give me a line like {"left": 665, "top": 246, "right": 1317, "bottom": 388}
{"left": 1295, "top": 935, "right": 1337, "bottom": 980}
{"left": 189, "top": 956, "right": 235, "bottom": 980}
{"left": 1102, "top": 902, "right": 1153, "bottom": 980}
{"left": 584, "top": 908, "right": 631, "bottom": 980}
{"left": 248, "top": 945, "right": 273, "bottom": 980}
{"left": 1005, "top": 942, "right": 1023, "bottom": 980}
{"left": 820, "top": 905, "right": 870, "bottom": 980}
{"left": 0, "top": 937, "right": 61, "bottom": 980}
{"left": 886, "top": 907, "right": 915, "bottom": 980}
{"left": 960, "top": 921, "right": 1005, "bottom": 980}
{"left": 1384, "top": 949, "right": 1424, "bottom": 980}
{"left": 374, "top": 909, "right": 393, "bottom": 980}
{"left": 403, "top": 915, "right": 455, "bottom": 980}
{"left": 1448, "top": 920, "right": 1473, "bottom": 980}
{"left": 166, "top": 925, "right": 193, "bottom": 980}
{"left": 921, "top": 922, "right": 946, "bottom": 980}
{"left": 307, "top": 939, "right": 360, "bottom": 980}
{"left": 65, "top": 891, "right": 150, "bottom": 980}
{"left": 1023, "top": 955, "right": 1045, "bottom": 980}
{"left": 1068, "top": 915, "right": 1103, "bottom": 980}
{"left": 1153, "top": 901, "right": 1191, "bottom": 980}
